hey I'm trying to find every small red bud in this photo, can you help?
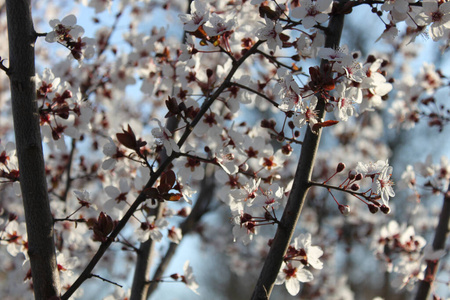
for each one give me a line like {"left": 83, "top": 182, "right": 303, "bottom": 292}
{"left": 355, "top": 173, "right": 363, "bottom": 181}
{"left": 282, "top": 144, "right": 293, "bottom": 155}
{"left": 380, "top": 205, "right": 391, "bottom": 214}
{"left": 348, "top": 170, "right": 357, "bottom": 180}
{"left": 368, "top": 204, "right": 378, "bottom": 214}
{"left": 339, "top": 204, "right": 351, "bottom": 216}
{"left": 336, "top": 163, "right": 345, "bottom": 173}
{"left": 288, "top": 121, "right": 295, "bottom": 130}
{"left": 350, "top": 183, "right": 360, "bottom": 191}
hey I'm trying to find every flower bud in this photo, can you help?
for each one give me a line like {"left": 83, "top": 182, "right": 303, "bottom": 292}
{"left": 348, "top": 170, "right": 357, "bottom": 180}
{"left": 282, "top": 144, "right": 293, "bottom": 155}
{"left": 350, "top": 183, "right": 360, "bottom": 191}
{"left": 338, "top": 204, "right": 351, "bottom": 216}
{"left": 380, "top": 205, "right": 391, "bottom": 214}
{"left": 336, "top": 162, "right": 345, "bottom": 173}
{"left": 368, "top": 204, "right": 378, "bottom": 214}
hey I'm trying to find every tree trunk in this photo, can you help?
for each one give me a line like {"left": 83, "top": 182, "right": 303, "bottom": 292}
{"left": 251, "top": 4, "right": 346, "bottom": 299}
{"left": 6, "top": 1, "right": 61, "bottom": 299}
{"left": 415, "top": 183, "right": 450, "bottom": 300}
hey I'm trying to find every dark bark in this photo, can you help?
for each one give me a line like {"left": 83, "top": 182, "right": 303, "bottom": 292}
{"left": 146, "top": 165, "right": 216, "bottom": 298}
{"left": 5, "top": 0, "right": 61, "bottom": 299}
{"left": 250, "top": 6, "right": 346, "bottom": 300}
{"left": 129, "top": 203, "right": 165, "bottom": 300}
{"left": 130, "top": 114, "right": 177, "bottom": 300}
{"left": 415, "top": 184, "right": 450, "bottom": 300}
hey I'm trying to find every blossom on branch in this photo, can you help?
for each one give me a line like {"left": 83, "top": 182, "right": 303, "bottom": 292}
{"left": 275, "top": 261, "right": 314, "bottom": 296}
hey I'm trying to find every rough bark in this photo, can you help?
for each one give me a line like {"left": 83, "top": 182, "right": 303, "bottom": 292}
{"left": 129, "top": 203, "right": 165, "bottom": 300}
{"left": 250, "top": 5, "right": 346, "bottom": 299}
{"left": 145, "top": 165, "right": 216, "bottom": 298}
{"left": 414, "top": 183, "right": 450, "bottom": 300}
{"left": 6, "top": 0, "right": 61, "bottom": 299}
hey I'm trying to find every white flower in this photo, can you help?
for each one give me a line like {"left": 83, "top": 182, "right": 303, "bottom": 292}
{"left": 182, "top": 261, "right": 200, "bottom": 294}
{"left": 275, "top": 261, "right": 314, "bottom": 296}
{"left": 151, "top": 118, "right": 180, "bottom": 156}
{"left": 102, "top": 137, "right": 120, "bottom": 170}
{"left": 1, "top": 220, "right": 27, "bottom": 257}
{"left": 88, "top": 0, "right": 112, "bottom": 13}
{"left": 179, "top": 0, "right": 210, "bottom": 32}
{"left": 332, "top": 83, "right": 362, "bottom": 121}
{"left": 416, "top": 0, "right": 450, "bottom": 41}
{"left": 356, "top": 160, "right": 388, "bottom": 177}
{"left": 203, "top": 13, "right": 235, "bottom": 37}
{"left": 46, "top": 15, "right": 84, "bottom": 43}
{"left": 293, "top": 233, "right": 324, "bottom": 270}
{"left": 291, "top": 0, "right": 333, "bottom": 29}
{"left": 293, "top": 96, "right": 320, "bottom": 131}
{"left": 373, "top": 164, "right": 395, "bottom": 205}
{"left": 256, "top": 18, "right": 283, "bottom": 51}
{"left": 168, "top": 226, "right": 183, "bottom": 244}
{"left": 136, "top": 216, "right": 169, "bottom": 242}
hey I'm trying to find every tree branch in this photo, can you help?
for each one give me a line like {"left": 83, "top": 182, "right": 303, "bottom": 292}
{"left": 146, "top": 164, "right": 216, "bottom": 298}
{"left": 414, "top": 183, "right": 450, "bottom": 300}
{"left": 250, "top": 3, "right": 347, "bottom": 299}
{"left": 129, "top": 114, "right": 176, "bottom": 300}
{"left": 62, "top": 38, "right": 264, "bottom": 300}
{"left": 5, "top": 0, "right": 61, "bottom": 299}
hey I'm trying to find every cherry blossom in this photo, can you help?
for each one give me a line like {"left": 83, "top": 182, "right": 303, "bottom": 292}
{"left": 182, "top": 261, "right": 200, "bottom": 295}
{"left": 416, "top": 0, "right": 450, "bottom": 41}
{"left": 103, "top": 178, "right": 131, "bottom": 217}
{"left": 256, "top": 17, "right": 284, "bottom": 51}
{"left": 2, "top": 0, "right": 450, "bottom": 299}
{"left": 151, "top": 119, "right": 180, "bottom": 157}
{"left": 292, "top": 233, "right": 323, "bottom": 270}
{"left": 179, "top": 0, "right": 210, "bottom": 32}
{"left": 136, "top": 215, "right": 169, "bottom": 243}
{"left": 88, "top": 0, "right": 112, "bottom": 13}
{"left": 275, "top": 261, "right": 314, "bottom": 296}
{"left": 332, "top": 83, "right": 362, "bottom": 121}
{"left": 168, "top": 226, "right": 182, "bottom": 244}
{"left": 291, "top": 0, "right": 333, "bottom": 29}
{"left": 0, "top": 220, "right": 27, "bottom": 257}
{"left": 203, "top": 13, "right": 235, "bottom": 37}
{"left": 373, "top": 164, "right": 395, "bottom": 205}
{"left": 293, "top": 96, "right": 320, "bottom": 131}
{"left": 46, "top": 15, "right": 84, "bottom": 43}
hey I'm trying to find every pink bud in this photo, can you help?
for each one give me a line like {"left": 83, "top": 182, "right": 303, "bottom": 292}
{"left": 336, "top": 162, "right": 345, "bottom": 173}
{"left": 339, "top": 204, "right": 351, "bottom": 216}
{"left": 350, "top": 183, "right": 360, "bottom": 191}
{"left": 348, "top": 170, "right": 357, "bottom": 180}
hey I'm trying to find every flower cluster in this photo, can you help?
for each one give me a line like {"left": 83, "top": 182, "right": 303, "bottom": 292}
{"left": 0, "top": 0, "right": 448, "bottom": 299}
{"left": 275, "top": 233, "right": 323, "bottom": 296}
{"left": 36, "top": 68, "right": 93, "bottom": 150}
{"left": 372, "top": 220, "right": 446, "bottom": 290}
{"left": 46, "top": 14, "right": 95, "bottom": 61}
